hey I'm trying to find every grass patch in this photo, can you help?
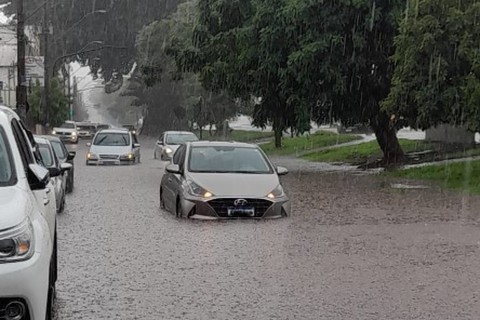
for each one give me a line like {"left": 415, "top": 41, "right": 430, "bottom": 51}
{"left": 303, "top": 139, "right": 432, "bottom": 164}
{"left": 391, "top": 160, "right": 480, "bottom": 194}
{"left": 261, "top": 131, "right": 361, "bottom": 156}
{"left": 195, "top": 129, "right": 274, "bottom": 142}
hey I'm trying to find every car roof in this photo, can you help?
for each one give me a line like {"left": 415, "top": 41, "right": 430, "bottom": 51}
{"left": 38, "top": 135, "right": 61, "bottom": 142}
{"left": 188, "top": 141, "right": 257, "bottom": 148}
{"left": 0, "top": 105, "right": 20, "bottom": 126}
{"left": 34, "top": 135, "right": 51, "bottom": 145}
{"left": 97, "top": 128, "right": 130, "bottom": 134}
{"left": 164, "top": 131, "right": 196, "bottom": 135}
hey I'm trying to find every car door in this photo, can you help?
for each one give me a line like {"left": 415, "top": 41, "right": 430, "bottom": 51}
{"left": 164, "top": 145, "right": 185, "bottom": 211}
{"left": 155, "top": 134, "right": 164, "bottom": 158}
{"left": 11, "top": 120, "right": 56, "bottom": 240}
{"left": 132, "top": 133, "right": 140, "bottom": 159}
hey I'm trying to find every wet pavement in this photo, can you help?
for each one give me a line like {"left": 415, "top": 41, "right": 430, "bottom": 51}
{"left": 55, "top": 139, "right": 480, "bottom": 320}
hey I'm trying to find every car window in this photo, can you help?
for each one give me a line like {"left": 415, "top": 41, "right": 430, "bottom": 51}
{"left": 158, "top": 135, "right": 164, "bottom": 142}
{"left": 93, "top": 133, "right": 130, "bottom": 146}
{"left": 37, "top": 143, "right": 54, "bottom": 167}
{"left": 51, "top": 141, "right": 67, "bottom": 160}
{"left": 188, "top": 146, "right": 272, "bottom": 173}
{"left": 172, "top": 144, "right": 185, "bottom": 165}
{"left": 60, "top": 122, "right": 75, "bottom": 129}
{"left": 0, "top": 126, "right": 15, "bottom": 186}
{"left": 11, "top": 119, "right": 34, "bottom": 171}
{"left": 165, "top": 133, "right": 198, "bottom": 145}
{"left": 132, "top": 134, "right": 139, "bottom": 144}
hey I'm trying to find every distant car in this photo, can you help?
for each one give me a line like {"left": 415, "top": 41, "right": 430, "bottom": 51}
{"left": 52, "top": 120, "right": 79, "bottom": 144}
{"left": 154, "top": 131, "right": 199, "bottom": 161}
{"left": 0, "top": 105, "right": 58, "bottom": 320}
{"left": 43, "top": 135, "right": 76, "bottom": 193}
{"left": 76, "top": 122, "right": 97, "bottom": 139}
{"left": 35, "top": 136, "right": 72, "bottom": 213}
{"left": 96, "top": 123, "right": 112, "bottom": 131}
{"left": 86, "top": 128, "right": 141, "bottom": 165}
{"left": 160, "top": 141, "right": 290, "bottom": 219}
{"left": 122, "top": 124, "right": 137, "bottom": 135}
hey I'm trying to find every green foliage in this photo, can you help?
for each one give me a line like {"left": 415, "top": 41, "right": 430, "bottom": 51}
{"left": 392, "top": 159, "right": 480, "bottom": 194}
{"left": 303, "top": 139, "right": 431, "bottom": 164}
{"left": 383, "top": 0, "right": 480, "bottom": 131}
{"left": 28, "top": 79, "right": 69, "bottom": 127}
{"left": 261, "top": 131, "right": 361, "bottom": 156}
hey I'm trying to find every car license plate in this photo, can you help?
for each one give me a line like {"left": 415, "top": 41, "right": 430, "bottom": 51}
{"left": 227, "top": 207, "right": 255, "bottom": 217}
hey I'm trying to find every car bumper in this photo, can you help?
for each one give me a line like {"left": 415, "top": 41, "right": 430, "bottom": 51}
{"left": 87, "top": 159, "right": 135, "bottom": 165}
{"left": 78, "top": 133, "right": 93, "bottom": 139}
{"left": 0, "top": 229, "right": 51, "bottom": 320}
{"left": 55, "top": 135, "right": 78, "bottom": 143}
{"left": 179, "top": 194, "right": 291, "bottom": 219}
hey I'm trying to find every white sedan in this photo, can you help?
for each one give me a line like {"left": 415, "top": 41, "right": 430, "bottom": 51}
{"left": 154, "top": 131, "right": 198, "bottom": 161}
{"left": 0, "top": 105, "right": 57, "bottom": 320}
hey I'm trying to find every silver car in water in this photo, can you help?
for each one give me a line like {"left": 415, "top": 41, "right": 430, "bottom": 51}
{"left": 160, "top": 141, "right": 290, "bottom": 219}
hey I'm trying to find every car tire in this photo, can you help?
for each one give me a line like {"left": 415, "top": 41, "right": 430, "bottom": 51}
{"left": 68, "top": 174, "right": 74, "bottom": 193}
{"left": 45, "top": 241, "right": 57, "bottom": 320}
{"left": 159, "top": 188, "right": 165, "bottom": 209}
{"left": 58, "top": 193, "right": 65, "bottom": 213}
{"left": 176, "top": 198, "right": 182, "bottom": 218}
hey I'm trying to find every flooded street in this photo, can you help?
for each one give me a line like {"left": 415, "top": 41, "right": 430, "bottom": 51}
{"left": 54, "top": 139, "right": 480, "bottom": 320}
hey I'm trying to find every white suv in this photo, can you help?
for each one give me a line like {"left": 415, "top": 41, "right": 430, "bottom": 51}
{"left": 0, "top": 106, "right": 58, "bottom": 320}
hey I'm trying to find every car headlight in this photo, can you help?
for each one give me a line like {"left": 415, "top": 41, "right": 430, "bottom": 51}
{"left": 165, "top": 147, "right": 173, "bottom": 154}
{"left": 87, "top": 152, "right": 98, "bottom": 160}
{"left": 51, "top": 130, "right": 56, "bottom": 134}
{"left": 187, "top": 180, "right": 213, "bottom": 198}
{"left": 120, "top": 153, "right": 134, "bottom": 160}
{"left": 0, "top": 218, "right": 35, "bottom": 263}
{"left": 267, "top": 184, "right": 285, "bottom": 199}
{"left": 71, "top": 132, "right": 77, "bottom": 136}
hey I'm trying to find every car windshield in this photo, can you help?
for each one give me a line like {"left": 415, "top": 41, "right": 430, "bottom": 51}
{"left": 37, "top": 143, "right": 54, "bottom": 167}
{"left": 93, "top": 133, "right": 130, "bottom": 146}
{"left": 188, "top": 146, "right": 272, "bottom": 173}
{"left": 50, "top": 141, "right": 67, "bottom": 160}
{"left": 78, "top": 125, "right": 96, "bottom": 131}
{"left": 0, "top": 127, "right": 14, "bottom": 185}
{"left": 166, "top": 133, "right": 198, "bottom": 145}
{"left": 60, "top": 122, "right": 75, "bottom": 129}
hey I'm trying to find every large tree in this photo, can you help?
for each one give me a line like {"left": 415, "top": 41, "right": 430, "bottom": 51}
{"left": 383, "top": 0, "right": 480, "bottom": 132}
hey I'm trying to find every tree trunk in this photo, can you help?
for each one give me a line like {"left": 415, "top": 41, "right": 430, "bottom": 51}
{"left": 371, "top": 114, "right": 404, "bottom": 164}
{"left": 199, "top": 126, "right": 203, "bottom": 140}
{"left": 274, "top": 128, "right": 282, "bottom": 148}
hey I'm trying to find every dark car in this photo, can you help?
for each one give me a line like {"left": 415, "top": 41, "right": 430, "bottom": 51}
{"left": 122, "top": 124, "right": 137, "bottom": 135}
{"left": 43, "top": 135, "right": 76, "bottom": 193}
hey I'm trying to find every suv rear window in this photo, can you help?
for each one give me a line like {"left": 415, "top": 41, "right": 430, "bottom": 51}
{"left": 0, "top": 126, "right": 16, "bottom": 186}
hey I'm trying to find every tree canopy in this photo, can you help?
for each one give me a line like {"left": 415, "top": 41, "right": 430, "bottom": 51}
{"left": 383, "top": 0, "right": 480, "bottom": 132}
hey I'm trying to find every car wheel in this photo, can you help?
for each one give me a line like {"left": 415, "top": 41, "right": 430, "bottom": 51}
{"left": 176, "top": 198, "right": 182, "bottom": 218}
{"left": 69, "top": 175, "right": 74, "bottom": 193}
{"left": 58, "top": 192, "right": 65, "bottom": 213}
{"left": 159, "top": 188, "right": 165, "bottom": 209}
{"left": 45, "top": 243, "right": 57, "bottom": 320}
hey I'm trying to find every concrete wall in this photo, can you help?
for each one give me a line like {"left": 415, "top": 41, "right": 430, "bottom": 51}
{"left": 425, "top": 124, "right": 475, "bottom": 145}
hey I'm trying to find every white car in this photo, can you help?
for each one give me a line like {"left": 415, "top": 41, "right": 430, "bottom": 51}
{"left": 154, "top": 131, "right": 199, "bottom": 161}
{"left": 51, "top": 121, "right": 79, "bottom": 144}
{"left": 86, "top": 128, "right": 141, "bottom": 165}
{"left": 0, "top": 105, "right": 58, "bottom": 320}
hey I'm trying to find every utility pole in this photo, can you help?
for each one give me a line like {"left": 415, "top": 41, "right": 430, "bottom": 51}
{"left": 16, "top": 0, "right": 28, "bottom": 122}
{"left": 42, "top": 0, "right": 51, "bottom": 127}
{"left": 67, "top": 67, "right": 72, "bottom": 120}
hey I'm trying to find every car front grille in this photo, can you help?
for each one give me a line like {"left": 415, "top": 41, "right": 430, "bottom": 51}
{"left": 207, "top": 198, "right": 273, "bottom": 218}
{"left": 99, "top": 154, "right": 119, "bottom": 160}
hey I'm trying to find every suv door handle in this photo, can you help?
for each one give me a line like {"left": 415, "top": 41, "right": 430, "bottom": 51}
{"left": 43, "top": 197, "right": 50, "bottom": 206}
{"left": 46, "top": 187, "right": 51, "bottom": 194}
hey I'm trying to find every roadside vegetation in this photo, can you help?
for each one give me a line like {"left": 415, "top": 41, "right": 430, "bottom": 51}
{"left": 391, "top": 160, "right": 480, "bottom": 194}
{"left": 197, "top": 130, "right": 274, "bottom": 142}
{"left": 261, "top": 131, "right": 361, "bottom": 156}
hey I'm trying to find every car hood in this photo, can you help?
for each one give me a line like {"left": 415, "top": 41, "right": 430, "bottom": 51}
{"left": 90, "top": 145, "right": 132, "bottom": 155}
{"left": 53, "top": 127, "right": 75, "bottom": 133}
{"left": 0, "top": 186, "right": 29, "bottom": 231}
{"left": 165, "top": 144, "right": 180, "bottom": 152}
{"left": 187, "top": 172, "right": 279, "bottom": 197}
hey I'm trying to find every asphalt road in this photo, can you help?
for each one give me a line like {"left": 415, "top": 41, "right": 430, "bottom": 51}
{"left": 55, "top": 139, "right": 480, "bottom": 320}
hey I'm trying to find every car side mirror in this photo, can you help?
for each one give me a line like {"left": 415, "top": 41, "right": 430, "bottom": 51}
{"left": 67, "top": 151, "right": 76, "bottom": 160}
{"left": 28, "top": 164, "right": 50, "bottom": 190}
{"left": 166, "top": 164, "right": 181, "bottom": 174}
{"left": 133, "top": 143, "right": 141, "bottom": 148}
{"left": 276, "top": 166, "right": 289, "bottom": 176}
{"left": 61, "top": 163, "right": 73, "bottom": 172}
{"left": 48, "top": 167, "right": 62, "bottom": 177}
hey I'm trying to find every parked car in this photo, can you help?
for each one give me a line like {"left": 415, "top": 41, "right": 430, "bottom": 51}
{"left": 51, "top": 120, "right": 79, "bottom": 144}
{"left": 160, "top": 141, "right": 290, "bottom": 219}
{"left": 76, "top": 122, "right": 97, "bottom": 139}
{"left": 122, "top": 124, "right": 137, "bottom": 135}
{"left": 43, "top": 135, "right": 76, "bottom": 194}
{"left": 34, "top": 136, "right": 72, "bottom": 213}
{"left": 154, "top": 131, "right": 199, "bottom": 161}
{"left": 86, "top": 128, "right": 141, "bottom": 165}
{"left": 0, "top": 105, "right": 58, "bottom": 320}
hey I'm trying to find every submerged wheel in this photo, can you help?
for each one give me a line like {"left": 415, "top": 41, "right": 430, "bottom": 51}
{"left": 176, "top": 198, "right": 182, "bottom": 218}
